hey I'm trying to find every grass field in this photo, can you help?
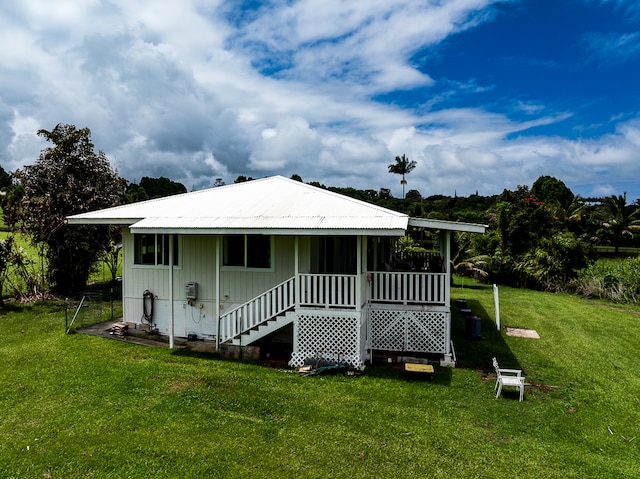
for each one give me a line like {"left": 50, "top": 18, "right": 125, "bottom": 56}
{"left": 1, "top": 279, "right": 640, "bottom": 478}
{"left": 0, "top": 232, "right": 121, "bottom": 296}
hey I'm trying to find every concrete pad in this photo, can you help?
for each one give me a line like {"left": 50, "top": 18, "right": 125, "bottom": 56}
{"left": 506, "top": 327, "right": 540, "bottom": 339}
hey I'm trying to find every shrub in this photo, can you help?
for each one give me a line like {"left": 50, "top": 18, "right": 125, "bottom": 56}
{"left": 576, "top": 257, "right": 640, "bottom": 302}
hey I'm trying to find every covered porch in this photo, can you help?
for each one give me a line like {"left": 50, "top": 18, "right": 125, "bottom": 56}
{"left": 218, "top": 220, "right": 482, "bottom": 368}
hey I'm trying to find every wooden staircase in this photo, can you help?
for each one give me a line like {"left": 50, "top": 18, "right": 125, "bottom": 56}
{"left": 219, "top": 276, "right": 296, "bottom": 345}
{"left": 230, "top": 310, "right": 296, "bottom": 346}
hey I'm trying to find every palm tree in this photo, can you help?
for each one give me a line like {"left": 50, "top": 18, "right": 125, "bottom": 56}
{"left": 388, "top": 154, "right": 417, "bottom": 199}
{"left": 598, "top": 192, "right": 640, "bottom": 254}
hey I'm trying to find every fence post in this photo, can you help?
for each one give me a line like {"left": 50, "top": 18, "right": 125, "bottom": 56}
{"left": 493, "top": 284, "right": 500, "bottom": 330}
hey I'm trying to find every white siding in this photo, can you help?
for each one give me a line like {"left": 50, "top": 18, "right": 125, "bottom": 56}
{"left": 122, "top": 231, "right": 296, "bottom": 339}
{"left": 219, "top": 236, "right": 295, "bottom": 311}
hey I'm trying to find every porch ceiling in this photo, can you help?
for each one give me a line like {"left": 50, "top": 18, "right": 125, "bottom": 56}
{"left": 408, "top": 217, "right": 486, "bottom": 233}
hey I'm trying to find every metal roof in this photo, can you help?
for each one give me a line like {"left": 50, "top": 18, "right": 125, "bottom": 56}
{"left": 67, "top": 176, "right": 487, "bottom": 236}
{"left": 67, "top": 176, "right": 409, "bottom": 236}
{"left": 408, "top": 217, "right": 487, "bottom": 233}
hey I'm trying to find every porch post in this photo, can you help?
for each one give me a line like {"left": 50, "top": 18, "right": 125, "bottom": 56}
{"left": 442, "top": 230, "right": 453, "bottom": 363}
{"left": 443, "top": 231, "right": 451, "bottom": 306}
{"left": 294, "top": 236, "right": 299, "bottom": 309}
{"left": 215, "top": 236, "right": 221, "bottom": 351}
{"left": 168, "top": 234, "right": 175, "bottom": 349}
{"left": 356, "top": 235, "right": 362, "bottom": 312}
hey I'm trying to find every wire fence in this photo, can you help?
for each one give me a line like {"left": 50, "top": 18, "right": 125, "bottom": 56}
{"left": 65, "top": 284, "right": 122, "bottom": 333}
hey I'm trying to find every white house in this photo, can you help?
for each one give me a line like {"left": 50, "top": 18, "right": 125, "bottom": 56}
{"left": 67, "top": 176, "right": 485, "bottom": 368}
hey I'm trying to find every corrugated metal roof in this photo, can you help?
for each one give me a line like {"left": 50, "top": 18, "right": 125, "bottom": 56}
{"left": 408, "top": 217, "right": 487, "bottom": 233}
{"left": 68, "top": 176, "right": 409, "bottom": 235}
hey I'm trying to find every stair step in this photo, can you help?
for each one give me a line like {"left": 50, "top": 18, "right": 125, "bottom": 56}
{"left": 230, "top": 311, "right": 295, "bottom": 346}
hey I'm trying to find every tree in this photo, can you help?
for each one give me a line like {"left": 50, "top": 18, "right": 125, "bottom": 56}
{"left": 0, "top": 236, "right": 15, "bottom": 306}
{"left": 16, "top": 124, "right": 123, "bottom": 294}
{"left": 124, "top": 183, "right": 149, "bottom": 203}
{"left": 98, "top": 227, "right": 123, "bottom": 284}
{"left": 388, "top": 154, "right": 417, "bottom": 199}
{"left": 405, "top": 189, "right": 422, "bottom": 201}
{"left": 598, "top": 192, "right": 640, "bottom": 254}
{"left": 516, "top": 231, "right": 591, "bottom": 290}
{"left": 138, "top": 176, "right": 186, "bottom": 199}
{"left": 531, "top": 175, "right": 574, "bottom": 210}
{"left": 0, "top": 164, "right": 12, "bottom": 189}
{"left": 476, "top": 190, "right": 593, "bottom": 289}
{"left": 234, "top": 175, "right": 254, "bottom": 183}
{"left": 0, "top": 182, "right": 24, "bottom": 230}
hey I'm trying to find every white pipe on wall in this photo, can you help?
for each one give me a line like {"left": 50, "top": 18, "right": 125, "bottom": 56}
{"left": 215, "top": 236, "right": 221, "bottom": 351}
{"left": 169, "top": 234, "right": 175, "bottom": 349}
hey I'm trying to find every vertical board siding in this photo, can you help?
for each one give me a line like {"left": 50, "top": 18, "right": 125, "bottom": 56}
{"left": 123, "top": 232, "right": 297, "bottom": 333}
{"left": 219, "top": 236, "right": 295, "bottom": 309}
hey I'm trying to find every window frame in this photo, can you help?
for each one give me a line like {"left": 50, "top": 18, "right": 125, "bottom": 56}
{"left": 133, "top": 233, "right": 181, "bottom": 268}
{"left": 222, "top": 234, "right": 273, "bottom": 271}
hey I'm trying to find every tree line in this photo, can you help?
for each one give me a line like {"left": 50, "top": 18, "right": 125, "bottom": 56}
{"left": 322, "top": 174, "right": 640, "bottom": 294}
{"left": 0, "top": 124, "right": 638, "bottom": 302}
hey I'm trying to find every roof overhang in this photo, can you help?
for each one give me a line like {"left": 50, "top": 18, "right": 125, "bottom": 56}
{"left": 66, "top": 217, "right": 140, "bottom": 226}
{"left": 128, "top": 218, "right": 405, "bottom": 236}
{"left": 68, "top": 215, "right": 485, "bottom": 236}
{"left": 128, "top": 227, "right": 406, "bottom": 236}
{"left": 408, "top": 217, "right": 487, "bottom": 233}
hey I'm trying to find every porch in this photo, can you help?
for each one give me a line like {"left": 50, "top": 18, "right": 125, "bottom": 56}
{"left": 218, "top": 270, "right": 453, "bottom": 369}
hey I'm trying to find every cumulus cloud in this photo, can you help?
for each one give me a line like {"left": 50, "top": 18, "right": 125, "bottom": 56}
{"left": 230, "top": 0, "right": 500, "bottom": 93}
{"left": 0, "top": 0, "right": 638, "bottom": 200}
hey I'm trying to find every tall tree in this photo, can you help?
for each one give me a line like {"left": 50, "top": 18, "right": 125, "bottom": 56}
{"left": 598, "top": 192, "right": 640, "bottom": 254}
{"left": 16, "top": 124, "right": 123, "bottom": 294}
{"left": 531, "top": 175, "right": 574, "bottom": 210}
{"left": 388, "top": 154, "right": 417, "bottom": 199}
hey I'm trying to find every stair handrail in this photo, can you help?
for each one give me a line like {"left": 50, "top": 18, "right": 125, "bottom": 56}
{"left": 219, "top": 276, "right": 296, "bottom": 343}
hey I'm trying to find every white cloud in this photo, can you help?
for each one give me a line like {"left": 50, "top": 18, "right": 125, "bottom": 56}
{"left": 231, "top": 0, "right": 500, "bottom": 93}
{"left": 0, "top": 0, "right": 639, "bottom": 201}
{"left": 582, "top": 31, "right": 640, "bottom": 65}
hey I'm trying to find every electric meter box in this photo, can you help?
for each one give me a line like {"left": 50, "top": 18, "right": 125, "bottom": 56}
{"left": 185, "top": 281, "right": 198, "bottom": 301}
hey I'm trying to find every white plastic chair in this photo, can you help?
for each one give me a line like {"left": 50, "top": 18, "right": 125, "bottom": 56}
{"left": 492, "top": 357, "right": 525, "bottom": 401}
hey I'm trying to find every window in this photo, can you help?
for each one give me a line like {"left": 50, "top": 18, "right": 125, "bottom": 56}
{"left": 223, "top": 235, "right": 245, "bottom": 267}
{"left": 310, "top": 236, "right": 356, "bottom": 274}
{"left": 134, "top": 234, "right": 179, "bottom": 266}
{"left": 223, "top": 235, "right": 271, "bottom": 269}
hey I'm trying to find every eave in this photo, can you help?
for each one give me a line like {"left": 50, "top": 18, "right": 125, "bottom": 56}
{"left": 408, "top": 217, "right": 487, "bottom": 233}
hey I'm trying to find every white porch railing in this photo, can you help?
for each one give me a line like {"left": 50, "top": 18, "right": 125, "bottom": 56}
{"left": 299, "top": 273, "right": 357, "bottom": 309}
{"left": 219, "top": 271, "right": 448, "bottom": 344}
{"left": 219, "top": 277, "right": 296, "bottom": 343}
{"left": 368, "top": 272, "right": 447, "bottom": 305}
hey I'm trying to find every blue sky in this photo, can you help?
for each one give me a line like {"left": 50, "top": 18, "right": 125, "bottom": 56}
{"left": 1, "top": 0, "right": 639, "bottom": 201}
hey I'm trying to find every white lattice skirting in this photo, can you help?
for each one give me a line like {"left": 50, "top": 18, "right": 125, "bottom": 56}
{"left": 289, "top": 312, "right": 362, "bottom": 368}
{"left": 369, "top": 308, "right": 449, "bottom": 354}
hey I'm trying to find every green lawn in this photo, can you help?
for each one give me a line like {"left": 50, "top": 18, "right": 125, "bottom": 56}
{"left": 1, "top": 280, "right": 640, "bottom": 478}
{"left": 0, "top": 232, "right": 121, "bottom": 296}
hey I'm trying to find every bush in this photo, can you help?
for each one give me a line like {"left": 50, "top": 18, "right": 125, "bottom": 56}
{"left": 576, "top": 257, "right": 640, "bottom": 302}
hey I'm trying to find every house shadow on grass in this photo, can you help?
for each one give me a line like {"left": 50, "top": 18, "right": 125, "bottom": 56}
{"left": 363, "top": 361, "right": 453, "bottom": 386}
{"left": 450, "top": 286, "right": 522, "bottom": 377}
